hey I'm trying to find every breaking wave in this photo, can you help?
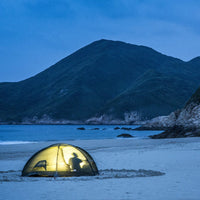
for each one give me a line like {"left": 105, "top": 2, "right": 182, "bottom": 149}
{"left": 0, "top": 141, "right": 36, "bottom": 145}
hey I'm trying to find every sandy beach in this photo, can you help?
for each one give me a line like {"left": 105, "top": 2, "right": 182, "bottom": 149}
{"left": 1, "top": 137, "right": 200, "bottom": 200}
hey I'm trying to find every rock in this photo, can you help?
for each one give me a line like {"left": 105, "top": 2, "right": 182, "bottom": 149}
{"left": 134, "top": 126, "right": 164, "bottom": 131}
{"left": 150, "top": 126, "right": 200, "bottom": 139}
{"left": 139, "top": 111, "right": 178, "bottom": 130}
{"left": 139, "top": 101, "right": 200, "bottom": 138}
{"left": 77, "top": 127, "right": 85, "bottom": 130}
{"left": 114, "top": 127, "right": 120, "bottom": 130}
{"left": 117, "top": 133, "right": 133, "bottom": 138}
{"left": 91, "top": 128, "right": 99, "bottom": 130}
{"left": 85, "top": 112, "right": 143, "bottom": 125}
{"left": 121, "top": 127, "right": 134, "bottom": 131}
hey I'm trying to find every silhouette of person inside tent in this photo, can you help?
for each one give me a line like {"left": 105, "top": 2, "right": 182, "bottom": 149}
{"left": 69, "top": 153, "right": 82, "bottom": 172}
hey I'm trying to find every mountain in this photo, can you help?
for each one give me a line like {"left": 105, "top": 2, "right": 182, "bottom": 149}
{"left": 141, "top": 86, "right": 200, "bottom": 138}
{"left": 0, "top": 39, "right": 200, "bottom": 124}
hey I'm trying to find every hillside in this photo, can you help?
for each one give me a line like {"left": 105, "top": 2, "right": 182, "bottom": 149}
{"left": 0, "top": 39, "right": 200, "bottom": 124}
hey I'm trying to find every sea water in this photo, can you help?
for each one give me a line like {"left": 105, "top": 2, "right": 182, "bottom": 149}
{"left": 0, "top": 125, "right": 163, "bottom": 144}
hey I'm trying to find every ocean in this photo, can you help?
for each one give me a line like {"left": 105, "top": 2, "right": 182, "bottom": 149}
{"left": 0, "top": 125, "right": 163, "bottom": 144}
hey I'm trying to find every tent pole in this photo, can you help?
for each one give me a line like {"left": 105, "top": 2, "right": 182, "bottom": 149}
{"left": 55, "top": 144, "right": 60, "bottom": 178}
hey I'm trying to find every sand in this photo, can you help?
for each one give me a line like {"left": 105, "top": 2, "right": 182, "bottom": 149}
{"left": 1, "top": 137, "right": 200, "bottom": 200}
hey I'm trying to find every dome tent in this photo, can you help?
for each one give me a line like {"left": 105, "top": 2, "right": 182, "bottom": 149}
{"left": 22, "top": 143, "right": 98, "bottom": 177}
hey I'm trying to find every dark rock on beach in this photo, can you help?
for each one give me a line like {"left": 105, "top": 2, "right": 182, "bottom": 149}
{"left": 117, "top": 133, "right": 133, "bottom": 138}
{"left": 77, "top": 127, "right": 85, "bottom": 130}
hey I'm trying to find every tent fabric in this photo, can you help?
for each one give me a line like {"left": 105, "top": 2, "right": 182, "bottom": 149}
{"left": 22, "top": 143, "right": 98, "bottom": 177}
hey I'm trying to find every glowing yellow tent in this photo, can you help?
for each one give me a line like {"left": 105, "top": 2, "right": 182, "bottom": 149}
{"left": 22, "top": 143, "right": 98, "bottom": 177}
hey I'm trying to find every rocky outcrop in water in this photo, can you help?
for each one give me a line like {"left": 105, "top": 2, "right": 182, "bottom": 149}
{"left": 140, "top": 87, "right": 200, "bottom": 138}
{"left": 141, "top": 104, "right": 200, "bottom": 130}
{"left": 150, "top": 126, "right": 200, "bottom": 139}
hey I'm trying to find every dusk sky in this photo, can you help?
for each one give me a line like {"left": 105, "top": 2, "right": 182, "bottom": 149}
{"left": 1, "top": 0, "right": 200, "bottom": 82}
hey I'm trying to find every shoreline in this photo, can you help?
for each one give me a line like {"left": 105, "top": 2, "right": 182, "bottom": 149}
{"left": 0, "top": 122, "right": 144, "bottom": 125}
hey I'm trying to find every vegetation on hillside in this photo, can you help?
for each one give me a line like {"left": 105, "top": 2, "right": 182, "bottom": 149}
{"left": 0, "top": 39, "right": 200, "bottom": 123}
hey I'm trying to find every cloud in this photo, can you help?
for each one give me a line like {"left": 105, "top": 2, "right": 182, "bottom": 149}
{"left": 0, "top": 0, "right": 200, "bottom": 81}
